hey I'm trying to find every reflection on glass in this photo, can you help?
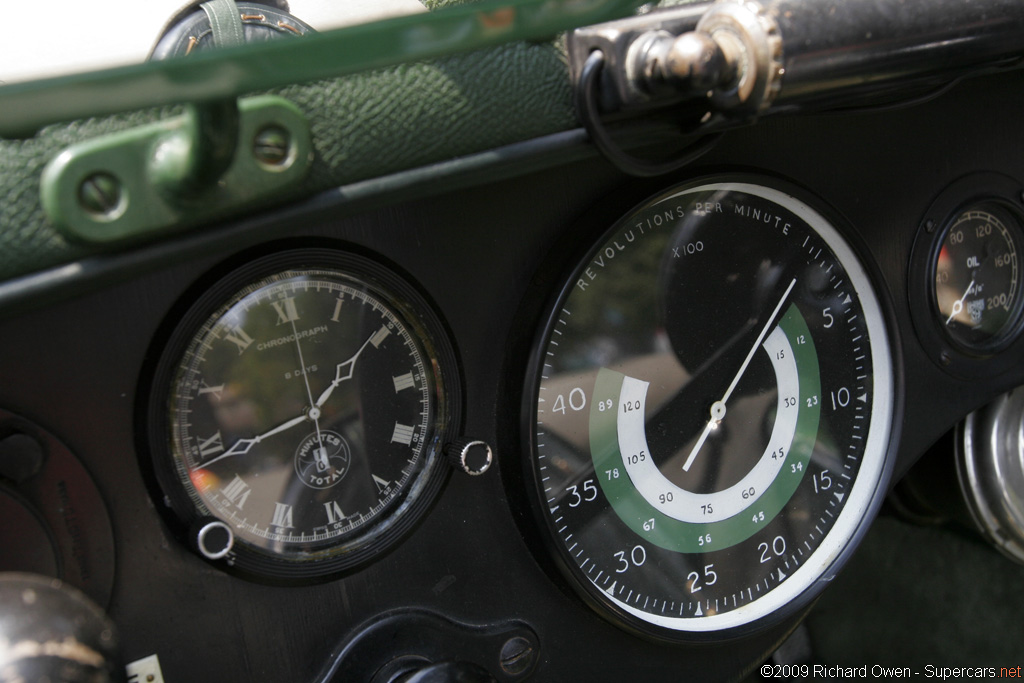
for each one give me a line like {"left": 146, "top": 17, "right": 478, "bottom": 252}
{"left": 934, "top": 207, "right": 1023, "bottom": 349}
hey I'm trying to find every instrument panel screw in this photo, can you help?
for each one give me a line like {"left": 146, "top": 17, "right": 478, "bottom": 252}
{"left": 253, "top": 125, "right": 292, "bottom": 167}
{"left": 499, "top": 636, "right": 536, "bottom": 677}
{"left": 925, "top": 219, "right": 935, "bottom": 233}
{"left": 0, "top": 432, "right": 45, "bottom": 483}
{"left": 78, "top": 172, "right": 124, "bottom": 219}
{"left": 940, "top": 350, "right": 952, "bottom": 366}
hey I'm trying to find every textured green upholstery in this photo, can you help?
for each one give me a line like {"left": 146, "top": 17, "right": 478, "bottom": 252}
{"left": 0, "top": 37, "right": 572, "bottom": 282}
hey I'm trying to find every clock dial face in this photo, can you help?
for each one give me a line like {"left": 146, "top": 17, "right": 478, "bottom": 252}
{"left": 148, "top": 250, "right": 454, "bottom": 579}
{"left": 526, "top": 180, "right": 895, "bottom": 635}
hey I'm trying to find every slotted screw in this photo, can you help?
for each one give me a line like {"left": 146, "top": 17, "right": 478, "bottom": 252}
{"left": 78, "top": 173, "right": 123, "bottom": 218}
{"left": 499, "top": 636, "right": 536, "bottom": 677}
{"left": 253, "top": 125, "right": 291, "bottom": 166}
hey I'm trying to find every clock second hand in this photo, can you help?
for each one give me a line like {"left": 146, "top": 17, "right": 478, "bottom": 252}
{"left": 290, "top": 317, "right": 330, "bottom": 472}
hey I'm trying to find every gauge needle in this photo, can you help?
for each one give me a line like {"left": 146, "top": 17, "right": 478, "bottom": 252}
{"left": 946, "top": 279, "right": 976, "bottom": 325}
{"left": 314, "top": 334, "right": 373, "bottom": 408}
{"left": 289, "top": 317, "right": 329, "bottom": 468}
{"left": 682, "top": 277, "right": 797, "bottom": 472}
{"left": 203, "top": 414, "right": 310, "bottom": 467}
{"left": 205, "top": 318, "right": 338, "bottom": 470}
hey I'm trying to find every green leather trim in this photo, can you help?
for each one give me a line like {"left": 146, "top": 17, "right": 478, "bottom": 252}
{"left": 0, "top": 39, "right": 574, "bottom": 280}
{"left": 202, "top": 0, "right": 246, "bottom": 48}
{"left": 0, "top": 0, "right": 665, "bottom": 283}
{"left": 0, "top": 0, "right": 641, "bottom": 137}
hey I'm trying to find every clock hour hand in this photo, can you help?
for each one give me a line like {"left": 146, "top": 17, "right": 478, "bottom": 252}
{"left": 315, "top": 334, "right": 374, "bottom": 408}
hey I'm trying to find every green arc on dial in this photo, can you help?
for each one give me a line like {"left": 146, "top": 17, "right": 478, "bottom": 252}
{"left": 590, "top": 303, "right": 821, "bottom": 553}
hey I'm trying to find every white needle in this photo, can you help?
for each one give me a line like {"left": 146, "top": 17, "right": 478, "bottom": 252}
{"left": 203, "top": 314, "right": 337, "bottom": 470}
{"left": 681, "top": 277, "right": 797, "bottom": 472}
{"left": 203, "top": 414, "right": 309, "bottom": 468}
{"left": 290, "top": 317, "right": 328, "bottom": 470}
{"left": 946, "top": 279, "right": 975, "bottom": 325}
{"left": 315, "top": 334, "right": 374, "bottom": 408}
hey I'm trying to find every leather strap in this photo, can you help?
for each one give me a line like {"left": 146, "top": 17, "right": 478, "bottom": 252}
{"left": 201, "top": 0, "right": 245, "bottom": 48}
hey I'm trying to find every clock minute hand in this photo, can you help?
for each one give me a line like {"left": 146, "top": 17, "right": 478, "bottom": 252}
{"left": 202, "top": 414, "right": 309, "bottom": 468}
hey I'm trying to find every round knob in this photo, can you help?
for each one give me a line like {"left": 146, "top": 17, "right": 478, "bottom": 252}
{"left": 0, "top": 432, "right": 45, "bottom": 483}
{"left": 444, "top": 440, "right": 493, "bottom": 476}
{"left": 0, "top": 572, "right": 123, "bottom": 682}
{"left": 958, "top": 388, "right": 1024, "bottom": 564}
{"left": 193, "top": 518, "right": 235, "bottom": 560}
{"left": 394, "top": 661, "right": 496, "bottom": 683}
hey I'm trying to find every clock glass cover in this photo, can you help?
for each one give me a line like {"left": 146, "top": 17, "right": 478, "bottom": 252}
{"left": 146, "top": 249, "right": 455, "bottom": 579}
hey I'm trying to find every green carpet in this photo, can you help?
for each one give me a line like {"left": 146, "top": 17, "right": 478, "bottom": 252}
{"left": 805, "top": 514, "right": 1024, "bottom": 668}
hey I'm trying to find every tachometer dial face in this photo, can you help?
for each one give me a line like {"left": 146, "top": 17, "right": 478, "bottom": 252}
{"left": 933, "top": 205, "right": 1024, "bottom": 351}
{"left": 526, "top": 180, "right": 895, "bottom": 636}
{"left": 148, "top": 249, "right": 455, "bottom": 580}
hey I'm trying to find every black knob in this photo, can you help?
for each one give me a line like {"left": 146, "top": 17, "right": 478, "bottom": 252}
{"left": 394, "top": 661, "right": 496, "bottom": 683}
{"left": 0, "top": 572, "right": 124, "bottom": 682}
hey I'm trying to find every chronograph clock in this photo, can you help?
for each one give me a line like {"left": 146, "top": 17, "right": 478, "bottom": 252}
{"left": 144, "top": 248, "right": 458, "bottom": 580}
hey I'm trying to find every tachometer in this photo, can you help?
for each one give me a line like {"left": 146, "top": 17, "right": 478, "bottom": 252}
{"left": 145, "top": 248, "right": 457, "bottom": 580}
{"left": 525, "top": 179, "right": 896, "bottom": 635}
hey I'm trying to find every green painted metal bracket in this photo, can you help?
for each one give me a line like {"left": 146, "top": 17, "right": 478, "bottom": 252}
{"left": 39, "top": 96, "right": 311, "bottom": 244}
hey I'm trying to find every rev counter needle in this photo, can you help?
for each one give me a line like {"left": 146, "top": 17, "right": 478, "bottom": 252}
{"left": 682, "top": 277, "right": 797, "bottom": 472}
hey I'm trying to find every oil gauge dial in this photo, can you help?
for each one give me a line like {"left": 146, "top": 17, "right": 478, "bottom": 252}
{"left": 933, "top": 205, "right": 1024, "bottom": 352}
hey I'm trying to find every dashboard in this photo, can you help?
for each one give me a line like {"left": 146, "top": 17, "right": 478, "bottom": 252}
{"left": 2, "top": 1, "right": 1024, "bottom": 681}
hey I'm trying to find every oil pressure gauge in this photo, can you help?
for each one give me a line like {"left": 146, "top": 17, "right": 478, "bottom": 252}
{"left": 910, "top": 173, "right": 1024, "bottom": 375}
{"left": 933, "top": 205, "right": 1024, "bottom": 352}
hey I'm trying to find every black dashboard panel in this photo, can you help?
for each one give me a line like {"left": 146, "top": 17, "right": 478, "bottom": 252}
{"left": 2, "top": 67, "right": 1024, "bottom": 679}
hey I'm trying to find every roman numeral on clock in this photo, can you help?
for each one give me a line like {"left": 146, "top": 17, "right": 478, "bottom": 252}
{"left": 324, "top": 501, "right": 346, "bottom": 524}
{"left": 272, "top": 297, "right": 300, "bottom": 325}
{"left": 271, "top": 502, "right": 294, "bottom": 528}
{"left": 391, "top": 423, "right": 414, "bottom": 446}
{"left": 221, "top": 475, "right": 251, "bottom": 509}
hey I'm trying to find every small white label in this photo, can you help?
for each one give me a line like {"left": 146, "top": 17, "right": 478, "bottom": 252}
{"left": 126, "top": 654, "right": 165, "bottom": 683}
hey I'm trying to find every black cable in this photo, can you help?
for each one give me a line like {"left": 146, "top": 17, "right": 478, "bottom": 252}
{"left": 577, "top": 49, "right": 722, "bottom": 178}
{"left": 821, "top": 76, "right": 966, "bottom": 116}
